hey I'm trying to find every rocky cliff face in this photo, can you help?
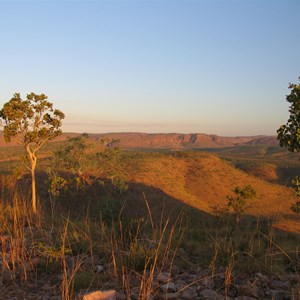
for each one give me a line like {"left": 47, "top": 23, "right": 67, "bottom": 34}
{"left": 0, "top": 131, "right": 278, "bottom": 149}
{"left": 87, "top": 132, "right": 278, "bottom": 149}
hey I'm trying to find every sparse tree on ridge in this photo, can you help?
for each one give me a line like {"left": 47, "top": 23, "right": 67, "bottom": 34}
{"left": 0, "top": 93, "right": 65, "bottom": 214}
{"left": 277, "top": 77, "right": 300, "bottom": 213}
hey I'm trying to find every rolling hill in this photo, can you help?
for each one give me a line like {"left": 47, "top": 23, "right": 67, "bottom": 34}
{"left": 0, "top": 131, "right": 298, "bottom": 233}
{"left": 115, "top": 152, "right": 300, "bottom": 233}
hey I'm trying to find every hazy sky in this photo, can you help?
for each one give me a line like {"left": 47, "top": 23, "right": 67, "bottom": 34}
{"left": 1, "top": 0, "right": 299, "bottom": 136}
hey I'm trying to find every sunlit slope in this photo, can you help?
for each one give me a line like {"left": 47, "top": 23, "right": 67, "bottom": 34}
{"left": 128, "top": 153, "right": 297, "bottom": 219}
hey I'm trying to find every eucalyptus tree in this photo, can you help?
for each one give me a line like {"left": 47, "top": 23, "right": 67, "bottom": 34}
{"left": 277, "top": 77, "right": 300, "bottom": 152}
{"left": 0, "top": 93, "right": 65, "bottom": 213}
{"left": 277, "top": 77, "right": 300, "bottom": 213}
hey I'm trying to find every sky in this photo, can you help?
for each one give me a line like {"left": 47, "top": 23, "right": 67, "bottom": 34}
{"left": 0, "top": 0, "right": 299, "bottom": 136}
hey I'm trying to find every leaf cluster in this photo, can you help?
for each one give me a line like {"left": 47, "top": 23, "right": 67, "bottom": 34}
{"left": 0, "top": 93, "right": 65, "bottom": 150}
{"left": 54, "top": 134, "right": 92, "bottom": 176}
{"left": 291, "top": 201, "right": 300, "bottom": 214}
{"left": 277, "top": 77, "right": 300, "bottom": 211}
{"left": 96, "top": 141, "right": 128, "bottom": 192}
{"left": 277, "top": 77, "right": 300, "bottom": 152}
{"left": 51, "top": 135, "right": 128, "bottom": 195}
{"left": 227, "top": 185, "right": 257, "bottom": 215}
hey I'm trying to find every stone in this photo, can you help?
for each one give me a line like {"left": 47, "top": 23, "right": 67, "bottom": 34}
{"left": 236, "top": 284, "right": 259, "bottom": 298}
{"left": 164, "top": 293, "right": 179, "bottom": 299}
{"left": 201, "top": 277, "right": 215, "bottom": 290}
{"left": 94, "top": 265, "right": 104, "bottom": 273}
{"left": 269, "top": 290, "right": 290, "bottom": 300}
{"left": 176, "top": 279, "right": 187, "bottom": 291}
{"left": 157, "top": 272, "right": 171, "bottom": 283}
{"left": 189, "top": 274, "right": 198, "bottom": 281}
{"left": 285, "top": 273, "right": 300, "bottom": 284}
{"left": 255, "top": 273, "right": 269, "bottom": 284}
{"left": 199, "top": 289, "right": 223, "bottom": 299}
{"left": 81, "top": 290, "right": 117, "bottom": 300}
{"left": 115, "top": 292, "right": 126, "bottom": 300}
{"left": 269, "top": 280, "right": 290, "bottom": 291}
{"left": 160, "top": 282, "right": 177, "bottom": 293}
{"left": 181, "top": 287, "right": 198, "bottom": 299}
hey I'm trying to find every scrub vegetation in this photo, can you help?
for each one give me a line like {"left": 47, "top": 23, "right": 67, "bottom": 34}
{"left": 0, "top": 135, "right": 300, "bottom": 299}
{"left": 0, "top": 79, "right": 300, "bottom": 299}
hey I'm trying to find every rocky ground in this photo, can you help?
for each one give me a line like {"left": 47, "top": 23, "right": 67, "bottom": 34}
{"left": 0, "top": 255, "right": 299, "bottom": 300}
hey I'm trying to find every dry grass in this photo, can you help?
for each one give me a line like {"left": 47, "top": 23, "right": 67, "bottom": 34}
{"left": 126, "top": 152, "right": 300, "bottom": 231}
{"left": 0, "top": 147, "right": 300, "bottom": 299}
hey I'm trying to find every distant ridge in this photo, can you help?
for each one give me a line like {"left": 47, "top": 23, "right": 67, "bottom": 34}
{"left": 0, "top": 131, "right": 278, "bottom": 149}
{"left": 73, "top": 132, "right": 278, "bottom": 149}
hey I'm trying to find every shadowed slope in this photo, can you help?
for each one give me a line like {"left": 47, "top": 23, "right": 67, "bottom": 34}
{"left": 124, "top": 152, "right": 299, "bottom": 231}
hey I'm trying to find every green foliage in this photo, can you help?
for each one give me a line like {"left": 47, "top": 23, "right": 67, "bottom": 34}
{"left": 277, "top": 77, "right": 300, "bottom": 152}
{"left": 0, "top": 93, "right": 64, "bottom": 145}
{"left": 73, "top": 271, "right": 96, "bottom": 292}
{"left": 96, "top": 148, "right": 128, "bottom": 193}
{"left": 95, "top": 141, "right": 128, "bottom": 193}
{"left": 292, "top": 176, "right": 300, "bottom": 197}
{"left": 32, "top": 241, "right": 72, "bottom": 261}
{"left": 50, "top": 135, "right": 128, "bottom": 197}
{"left": 52, "top": 134, "right": 95, "bottom": 193}
{"left": 290, "top": 170, "right": 300, "bottom": 214}
{"left": 126, "top": 239, "right": 157, "bottom": 271}
{"left": 0, "top": 92, "right": 65, "bottom": 213}
{"left": 277, "top": 77, "right": 300, "bottom": 212}
{"left": 54, "top": 134, "right": 92, "bottom": 176}
{"left": 226, "top": 185, "right": 257, "bottom": 224}
{"left": 47, "top": 170, "right": 69, "bottom": 197}
{"left": 291, "top": 201, "right": 300, "bottom": 214}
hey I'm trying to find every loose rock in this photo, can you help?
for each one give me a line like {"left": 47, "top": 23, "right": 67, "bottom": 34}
{"left": 80, "top": 290, "right": 117, "bottom": 300}
{"left": 157, "top": 272, "right": 171, "bottom": 283}
{"left": 94, "top": 265, "right": 104, "bottom": 273}
{"left": 160, "top": 282, "right": 177, "bottom": 293}
{"left": 181, "top": 287, "right": 198, "bottom": 299}
{"left": 199, "top": 288, "right": 223, "bottom": 299}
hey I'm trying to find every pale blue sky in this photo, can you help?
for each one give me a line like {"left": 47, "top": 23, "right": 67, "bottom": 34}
{"left": 0, "top": 0, "right": 299, "bottom": 136}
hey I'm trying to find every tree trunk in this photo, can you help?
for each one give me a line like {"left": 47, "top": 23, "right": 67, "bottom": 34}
{"left": 31, "top": 165, "right": 37, "bottom": 214}
{"left": 27, "top": 145, "right": 38, "bottom": 214}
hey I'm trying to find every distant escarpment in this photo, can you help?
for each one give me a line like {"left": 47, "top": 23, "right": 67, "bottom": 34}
{"left": 86, "top": 132, "right": 278, "bottom": 149}
{"left": 0, "top": 131, "right": 278, "bottom": 149}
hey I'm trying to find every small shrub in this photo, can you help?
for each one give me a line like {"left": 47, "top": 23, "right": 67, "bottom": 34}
{"left": 226, "top": 185, "right": 257, "bottom": 225}
{"left": 291, "top": 201, "right": 300, "bottom": 214}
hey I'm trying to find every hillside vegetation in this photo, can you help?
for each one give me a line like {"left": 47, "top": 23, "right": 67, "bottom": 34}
{"left": 128, "top": 152, "right": 297, "bottom": 217}
{"left": 0, "top": 136, "right": 300, "bottom": 299}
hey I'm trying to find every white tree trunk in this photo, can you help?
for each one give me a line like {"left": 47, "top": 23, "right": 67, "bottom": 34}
{"left": 27, "top": 145, "right": 38, "bottom": 214}
{"left": 31, "top": 164, "right": 37, "bottom": 214}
